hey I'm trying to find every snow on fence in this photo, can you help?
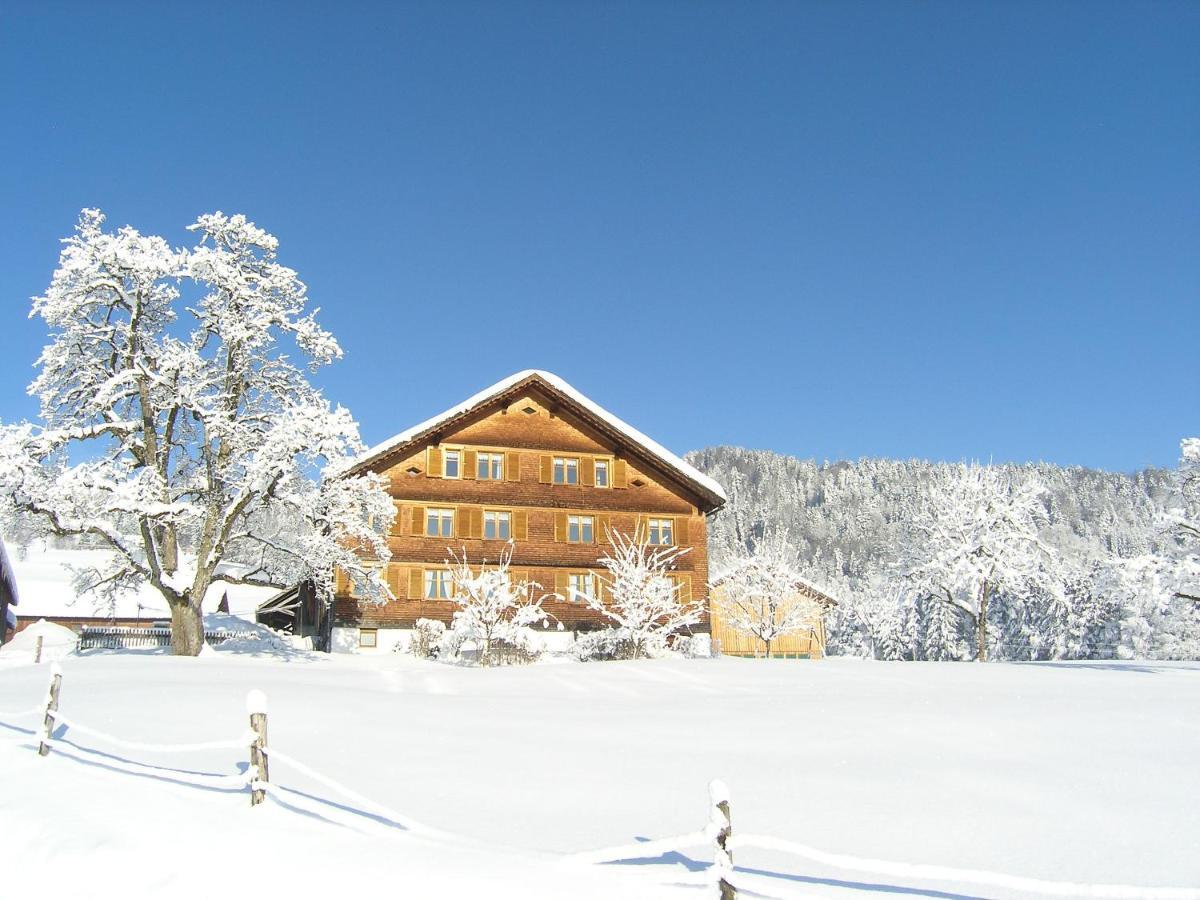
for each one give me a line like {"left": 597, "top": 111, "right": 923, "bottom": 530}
{"left": 1, "top": 670, "right": 1197, "bottom": 900}
{"left": 77, "top": 625, "right": 264, "bottom": 650}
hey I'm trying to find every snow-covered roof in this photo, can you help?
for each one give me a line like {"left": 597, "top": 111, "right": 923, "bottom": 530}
{"left": 348, "top": 370, "right": 727, "bottom": 510}
{"left": 709, "top": 559, "right": 840, "bottom": 606}
{"left": 6, "top": 546, "right": 279, "bottom": 622}
{"left": 0, "top": 538, "right": 17, "bottom": 607}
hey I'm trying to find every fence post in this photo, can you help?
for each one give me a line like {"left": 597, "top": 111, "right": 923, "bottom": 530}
{"left": 710, "top": 779, "right": 735, "bottom": 899}
{"left": 38, "top": 663, "right": 63, "bottom": 757}
{"left": 33, "top": 635, "right": 43, "bottom": 665}
{"left": 247, "top": 690, "right": 269, "bottom": 806}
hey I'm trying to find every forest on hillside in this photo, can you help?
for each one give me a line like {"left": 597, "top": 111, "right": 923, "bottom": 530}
{"left": 687, "top": 447, "right": 1200, "bottom": 660}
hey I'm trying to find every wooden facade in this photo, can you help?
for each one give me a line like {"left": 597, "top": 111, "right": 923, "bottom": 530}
{"left": 333, "top": 371, "right": 726, "bottom": 640}
{"left": 0, "top": 538, "right": 17, "bottom": 645}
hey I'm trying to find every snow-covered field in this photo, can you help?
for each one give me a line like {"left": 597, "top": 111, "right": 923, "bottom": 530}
{"left": 1, "top": 651, "right": 1197, "bottom": 899}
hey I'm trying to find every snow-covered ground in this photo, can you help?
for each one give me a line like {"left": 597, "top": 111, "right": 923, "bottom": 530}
{"left": 1, "top": 651, "right": 1197, "bottom": 899}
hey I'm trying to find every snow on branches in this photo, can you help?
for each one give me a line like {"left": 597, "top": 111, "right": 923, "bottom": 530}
{"left": 710, "top": 532, "right": 827, "bottom": 658}
{"left": 576, "top": 526, "right": 701, "bottom": 659}
{"left": 445, "top": 542, "right": 552, "bottom": 665}
{"left": 904, "top": 463, "right": 1060, "bottom": 661}
{"left": 0, "top": 209, "right": 392, "bottom": 655}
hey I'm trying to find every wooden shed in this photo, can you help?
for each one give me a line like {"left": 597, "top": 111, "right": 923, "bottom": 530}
{"left": 708, "top": 571, "right": 837, "bottom": 659}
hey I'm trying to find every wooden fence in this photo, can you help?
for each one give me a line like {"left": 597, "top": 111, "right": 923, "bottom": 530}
{"left": 78, "top": 626, "right": 264, "bottom": 650}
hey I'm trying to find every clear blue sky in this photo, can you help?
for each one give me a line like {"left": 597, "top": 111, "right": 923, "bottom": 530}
{"left": 0, "top": 2, "right": 1195, "bottom": 472}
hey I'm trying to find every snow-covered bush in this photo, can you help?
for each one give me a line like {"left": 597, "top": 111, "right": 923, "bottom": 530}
{"left": 673, "top": 632, "right": 712, "bottom": 658}
{"left": 570, "top": 527, "right": 702, "bottom": 659}
{"left": 444, "top": 543, "right": 551, "bottom": 666}
{"left": 407, "top": 618, "right": 445, "bottom": 658}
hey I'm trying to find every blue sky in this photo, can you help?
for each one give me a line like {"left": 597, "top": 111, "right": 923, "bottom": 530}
{"left": 0, "top": 2, "right": 1195, "bottom": 472}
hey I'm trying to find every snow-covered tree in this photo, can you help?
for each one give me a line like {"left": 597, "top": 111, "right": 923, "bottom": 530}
{"left": 904, "top": 463, "right": 1060, "bottom": 661}
{"left": 0, "top": 210, "right": 392, "bottom": 655}
{"left": 711, "top": 532, "right": 827, "bottom": 658}
{"left": 1170, "top": 437, "right": 1200, "bottom": 605}
{"left": 445, "top": 542, "right": 552, "bottom": 665}
{"left": 580, "top": 527, "right": 701, "bottom": 658}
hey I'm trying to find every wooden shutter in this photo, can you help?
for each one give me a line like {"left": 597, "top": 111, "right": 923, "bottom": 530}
{"left": 334, "top": 567, "right": 348, "bottom": 595}
{"left": 410, "top": 505, "right": 426, "bottom": 537}
{"left": 454, "top": 507, "right": 469, "bottom": 539}
{"left": 676, "top": 574, "right": 692, "bottom": 603}
{"left": 596, "top": 514, "right": 610, "bottom": 542}
{"left": 613, "top": 458, "right": 628, "bottom": 488}
{"left": 554, "top": 511, "right": 568, "bottom": 542}
{"left": 408, "top": 568, "right": 424, "bottom": 600}
{"left": 580, "top": 457, "right": 595, "bottom": 487}
{"left": 539, "top": 455, "right": 553, "bottom": 484}
{"left": 675, "top": 516, "right": 690, "bottom": 544}
{"left": 636, "top": 514, "right": 649, "bottom": 540}
{"left": 506, "top": 451, "right": 520, "bottom": 482}
{"left": 427, "top": 446, "right": 443, "bottom": 478}
{"left": 554, "top": 570, "right": 569, "bottom": 598}
{"left": 471, "top": 508, "right": 483, "bottom": 539}
{"left": 390, "top": 501, "right": 403, "bottom": 535}
{"left": 513, "top": 510, "right": 528, "bottom": 541}
{"left": 386, "top": 564, "right": 402, "bottom": 598}
{"left": 463, "top": 449, "right": 477, "bottom": 480}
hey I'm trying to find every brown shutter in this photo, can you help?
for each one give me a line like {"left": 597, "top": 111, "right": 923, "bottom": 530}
{"left": 675, "top": 516, "right": 690, "bottom": 544}
{"left": 334, "top": 567, "right": 347, "bottom": 595}
{"left": 539, "top": 455, "right": 553, "bottom": 484}
{"left": 408, "top": 568, "right": 424, "bottom": 600}
{"left": 390, "top": 501, "right": 402, "bottom": 536}
{"left": 613, "top": 458, "right": 628, "bottom": 488}
{"left": 411, "top": 506, "right": 426, "bottom": 537}
{"left": 471, "top": 508, "right": 483, "bottom": 539}
{"left": 455, "top": 506, "right": 470, "bottom": 539}
{"left": 676, "top": 574, "right": 693, "bottom": 603}
{"left": 506, "top": 451, "right": 520, "bottom": 482}
{"left": 580, "top": 457, "right": 595, "bottom": 487}
{"left": 554, "top": 570, "right": 569, "bottom": 598}
{"left": 513, "top": 510, "right": 528, "bottom": 541}
{"left": 636, "top": 514, "right": 648, "bottom": 540}
{"left": 554, "top": 511, "right": 568, "bottom": 542}
{"left": 427, "top": 447, "right": 443, "bottom": 478}
{"left": 596, "top": 514, "right": 610, "bottom": 542}
{"left": 386, "top": 564, "right": 402, "bottom": 598}
{"left": 463, "top": 449, "right": 477, "bottom": 480}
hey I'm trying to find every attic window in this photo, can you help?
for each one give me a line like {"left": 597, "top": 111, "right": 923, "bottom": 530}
{"left": 631, "top": 478, "right": 646, "bottom": 488}
{"left": 521, "top": 406, "right": 537, "bottom": 415}
{"left": 405, "top": 466, "right": 421, "bottom": 476}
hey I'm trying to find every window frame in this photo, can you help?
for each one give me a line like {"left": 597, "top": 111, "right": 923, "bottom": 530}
{"left": 477, "top": 451, "right": 505, "bottom": 481}
{"left": 423, "top": 568, "right": 453, "bottom": 600}
{"left": 568, "top": 571, "right": 597, "bottom": 602}
{"left": 483, "top": 508, "right": 512, "bottom": 541}
{"left": 553, "top": 456, "right": 580, "bottom": 485}
{"left": 647, "top": 517, "right": 675, "bottom": 546}
{"left": 567, "top": 514, "right": 595, "bottom": 544}
{"left": 359, "top": 628, "right": 378, "bottom": 649}
{"left": 425, "top": 507, "right": 455, "bottom": 538}
{"left": 593, "top": 457, "right": 611, "bottom": 489}
{"left": 442, "top": 446, "right": 463, "bottom": 480}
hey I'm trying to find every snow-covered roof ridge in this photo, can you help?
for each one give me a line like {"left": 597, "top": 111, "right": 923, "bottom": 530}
{"left": 349, "top": 369, "right": 727, "bottom": 508}
{"left": 709, "top": 557, "right": 839, "bottom": 605}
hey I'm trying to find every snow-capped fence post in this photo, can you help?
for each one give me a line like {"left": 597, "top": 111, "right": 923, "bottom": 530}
{"left": 710, "top": 779, "right": 735, "bottom": 899}
{"left": 33, "top": 635, "right": 43, "bottom": 665}
{"left": 247, "top": 690, "right": 269, "bottom": 806}
{"left": 38, "top": 663, "right": 62, "bottom": 757}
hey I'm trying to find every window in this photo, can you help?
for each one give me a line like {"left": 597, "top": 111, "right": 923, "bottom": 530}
{"left": 425, "top": 508, "right": 454, "bottom": 538}
{"left": 553, "top": 457, "right": 579, "bottom": 485}
{"left": 443, "top": 449, "right": 461, "bottom": 479}
{"left": 424, "top": 569, "right": 453, "bottom": 600}
{"left": 568, "top": 572, "right": 596, "bottom": 602}
{"left": 483, "top": 510, "right": 511, "bottom": 540}
{"left": 594, "top": 459, "right": 610, "bottom": 488}
{"left": 359, "top": 629, "right": 378, "bottom": 649}
{"left": 648, "top": 518, "right": 674, "bottom": 546}
{"left": 349, "top": 566, "right": 380, "bottom": 599}
{"left": 477, "top": 452, "right": 504, "bottom": 480}
{"left": 568, "top": 515, "right": 595, "bottom": 544}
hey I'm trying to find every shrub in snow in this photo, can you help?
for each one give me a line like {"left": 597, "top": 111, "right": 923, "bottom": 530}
{"left": 673, "top": 632, "right": 712, "bottom": 658}
{"left": 407, "top": 618, "right": 446, "bottom": 658}
{"left": 444, "top": 543, "right": 551, "bottom": 666}
{"left": 569, "top": 527, "right": 702, "bottom": 660}
{"left": 0, "top": 210, "right": 393, "bottom": 656}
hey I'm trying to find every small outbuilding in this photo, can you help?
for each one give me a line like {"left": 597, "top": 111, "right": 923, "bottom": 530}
{"left": 708, "top": 570, "right": 837, "bottom": 659}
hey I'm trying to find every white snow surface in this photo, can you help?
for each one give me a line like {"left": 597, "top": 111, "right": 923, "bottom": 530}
{"left": 352, "top": 369, "right": 728, "bottom": 503}
{"left": 0, "top": 618, "right": 78, "bottom": 662}
{"left": 0, "top": 654, "right": 1196, "bottom": 899}
{"left": 6, "top": 545, "right": 279, "bottom": 621}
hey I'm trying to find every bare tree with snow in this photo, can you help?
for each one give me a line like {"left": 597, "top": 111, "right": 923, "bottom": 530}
{"left": 905, "top": 463, "right": 1059, "bottom": 662}
{"left": 445, "top": 542, "right": 552, "bottom": 665}
{"left": 0, "top": 210, "right": 393, "bottom": 655}
{"left": 711, "top": 532, "right": 827, "bottom": 658}
{"left": 574, "top": 526, "right": 701, "bottom": 659}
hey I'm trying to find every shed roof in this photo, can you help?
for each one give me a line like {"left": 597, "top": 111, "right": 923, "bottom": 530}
{"left": 710, "top": 560, "right": 839, "bottom": 606}
{"left": 344, "top": 370, "right": 727, "bottom": 512}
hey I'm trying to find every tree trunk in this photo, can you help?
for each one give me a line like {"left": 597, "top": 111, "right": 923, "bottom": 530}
{"left": 170, "top": 602, "right": 205, "bottom": 656}
{"left": 975, "top": 583, "right": 990, "bottom": 663}
{"left": 764, "top": 637, "right": 772, "bottom": 659}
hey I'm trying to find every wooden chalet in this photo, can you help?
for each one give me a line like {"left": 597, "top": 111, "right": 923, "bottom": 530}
{"left": 332, "top": 370, "right": 727, "bottom": 652}
{"left": 0, "top": 538, "right": 18, "bottom": 645}
{"left": 708, "top": 570, "right": 837, "bottom": 659}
